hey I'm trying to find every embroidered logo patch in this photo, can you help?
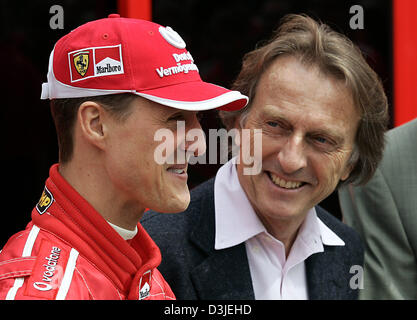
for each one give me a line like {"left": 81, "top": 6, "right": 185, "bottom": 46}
{"left": 159, "top": 26, "right": 186, "bottom": 49}
{"left": 36, "top": 187, "right": 54, "bottom": 215}
{"left": 68, "top": 44, "right": 124, "bottom": 82}
{"left": 73, "top": 51, "right": 90, "bottom": 77}
{"left": 138, "top": 270, "right": 152, "bottom": 300}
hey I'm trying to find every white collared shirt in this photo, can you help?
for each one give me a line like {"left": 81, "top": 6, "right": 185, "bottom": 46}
{"left": 214, "top": 158, "right": 345, "bottom": 300}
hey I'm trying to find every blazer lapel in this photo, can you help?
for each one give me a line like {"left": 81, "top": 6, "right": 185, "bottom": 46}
{"left": 306, "top": 246, "right": 345, "bottom": 299}
{"left": 190, "top": 244, "right": 254, "bottom": 300}
{"left": 188, "top": 179, "right": 254, "bottom": 300}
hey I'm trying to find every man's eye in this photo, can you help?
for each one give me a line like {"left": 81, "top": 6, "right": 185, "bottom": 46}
{"left": 315, "top": 136, "right": 327, "bottom": 144}
{"left": 266, "top": 121, "right": 279, "bottom": 127}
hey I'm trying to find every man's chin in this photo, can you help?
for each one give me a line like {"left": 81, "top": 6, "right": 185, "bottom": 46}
{"left": 154, "top": 192, "right": 190, "bottom": 213}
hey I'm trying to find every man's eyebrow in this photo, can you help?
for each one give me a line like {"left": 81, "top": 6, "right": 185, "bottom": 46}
{"left": 308, "top": 128, "right": 345, "bottom": 142}
{"left": 262, "top": 104, "right": 283, "bottom": 116}
{"left": 260, "top": 105, "right": 289, "bottom": 121}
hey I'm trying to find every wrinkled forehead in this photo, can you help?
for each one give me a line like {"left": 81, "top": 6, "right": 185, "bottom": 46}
{"left": 249, "top": 56, "right": 360, "bottom": 136}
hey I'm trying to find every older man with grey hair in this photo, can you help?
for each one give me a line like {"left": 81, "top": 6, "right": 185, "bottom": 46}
{"left": 142, "top": 14, "right": 389, "bottom": 300}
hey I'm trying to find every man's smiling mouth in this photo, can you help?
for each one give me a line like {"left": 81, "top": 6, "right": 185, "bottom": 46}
{"left": 267, "top": 171, "right": 306, "bottom": 189}
{"left": 166, "top": 164, "right": 187, "bottom": 175}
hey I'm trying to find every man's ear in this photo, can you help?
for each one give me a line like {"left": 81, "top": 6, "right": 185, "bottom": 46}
{"left": 340, "top": 148, "right": 359, "bottom": 181}
{"left": 340, "top": 157, "right": 358, "bottom": 181}
{"left": 340, "top": 164, "right": 353, "bottom": 182}
{"left": 77, "top": 101, "right": 106, "bottom": 150}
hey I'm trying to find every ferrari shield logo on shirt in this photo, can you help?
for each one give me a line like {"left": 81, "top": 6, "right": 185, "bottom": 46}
{"left": 69, "top": 44, "right": 124, "bottom": 82}
{"left": 138, "top": 270, "right": 151, "bottom": 300}
{"left": 36, "top": 186, "right": 54, "bottom": 215}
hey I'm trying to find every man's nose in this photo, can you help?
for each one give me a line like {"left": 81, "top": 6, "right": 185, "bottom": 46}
{"left": 277, "top": 134, "right": 307, "bottom": 174}
{"left": 180, "top": 120, "right": 207, "bottom": 157}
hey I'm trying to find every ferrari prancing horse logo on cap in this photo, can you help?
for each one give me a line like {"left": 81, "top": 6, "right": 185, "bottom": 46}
{"left": 73, "top": 51, "right": 90, "bottom": 77}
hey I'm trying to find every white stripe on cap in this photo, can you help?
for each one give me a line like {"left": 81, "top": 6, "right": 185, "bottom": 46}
{"left": 136, "top": 90, "right": 248, "bottom": 111}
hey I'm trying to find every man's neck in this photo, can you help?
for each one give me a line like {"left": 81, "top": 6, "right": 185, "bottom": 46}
{"left": 58, "top": 161, "right": 144, "bottom": 231}
{"left": 255, "top": 211, "right": 306, "bottom": 257}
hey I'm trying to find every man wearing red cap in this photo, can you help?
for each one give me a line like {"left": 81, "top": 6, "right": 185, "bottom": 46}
{"left": 0, "top": 14, "right": 247, "bottom": 300}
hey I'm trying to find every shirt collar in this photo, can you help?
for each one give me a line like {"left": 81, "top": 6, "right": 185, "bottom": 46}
{"left": 107, "top": 220, "right": 138, "bottom": 240}
{"left": 214, "top": 158, "right": 345, "bottom": 250}
{"left": 318, "top": 218, "right": 345, "bottom": 246}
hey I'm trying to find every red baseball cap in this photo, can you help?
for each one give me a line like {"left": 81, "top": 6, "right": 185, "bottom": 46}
{"left": 41, "top": 14, "right": 248, "bottom": 111}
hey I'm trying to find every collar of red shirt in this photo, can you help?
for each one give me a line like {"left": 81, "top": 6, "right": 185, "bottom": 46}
{"left": 31, "top": 163, "right": 161, "bottom": 299}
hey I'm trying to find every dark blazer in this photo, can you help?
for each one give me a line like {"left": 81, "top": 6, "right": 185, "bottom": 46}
{"left": 141, "top": 178, "right": 364, "bottom": 300}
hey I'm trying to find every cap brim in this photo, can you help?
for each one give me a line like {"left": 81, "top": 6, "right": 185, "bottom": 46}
{"left": 135, "top": 80, "right": 248, "bottom": 111}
